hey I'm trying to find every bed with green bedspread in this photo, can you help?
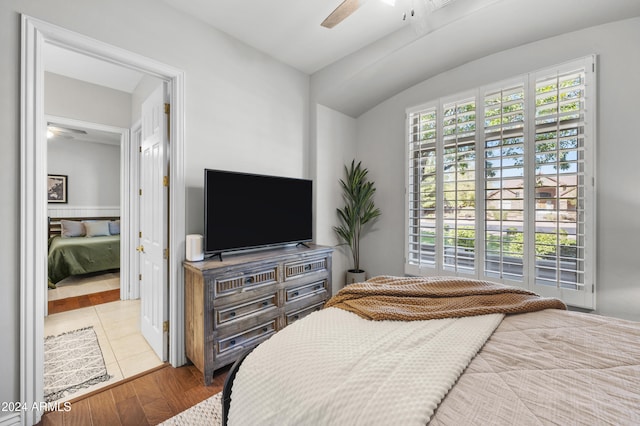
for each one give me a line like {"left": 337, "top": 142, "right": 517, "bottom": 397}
{"left": 48, "top": 235, "right": 120, "bottom": 285}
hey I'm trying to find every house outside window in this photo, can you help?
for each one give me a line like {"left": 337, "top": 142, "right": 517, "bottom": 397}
{"left": 405, "top": 56, "right": 596, "bottom": 309}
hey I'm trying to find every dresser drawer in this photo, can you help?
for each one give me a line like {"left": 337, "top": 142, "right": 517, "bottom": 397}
{"left": 184, "top": 245, "right": 332, "bottom": 386}
{"left": 217, "top": 320, "right": 277, "bottom": 354}
{"left": 284, "top": 256, "right": 328, "bottom": 280}
{"left": 285, "top": 279, "right": 327, "bottom": 302}
{"left": 214, "top": 266, "right": 278, "bottom": 297}
{"left": 216, "top": 293, "right": 278, "bottom": 326}
{"left": 286, "top": 302, "right": 324, "bottom": 325}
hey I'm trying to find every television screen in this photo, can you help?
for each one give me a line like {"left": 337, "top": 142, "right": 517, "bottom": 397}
{"left": 204, "top": 169, "right": 313, "bottom": 254}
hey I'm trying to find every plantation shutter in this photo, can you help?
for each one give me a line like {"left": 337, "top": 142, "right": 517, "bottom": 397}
{"left": 531, "top": 66, "right": 588, "bottom": 293}
{"left": 407, "top": 105, "right": 437, "bottom": 270}
{"left": 405, "top": 56, "right": 595, "bottom": 308}
{"left": 441, "top": 97, "right": 476, "bottom": 274}
{"left": 483, "top": 84, "right": 526, "bottom": 281}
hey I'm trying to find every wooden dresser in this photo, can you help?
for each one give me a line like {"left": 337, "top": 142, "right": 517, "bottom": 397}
{"left": 183, "top": 244, "right": 333, "bottom": 385}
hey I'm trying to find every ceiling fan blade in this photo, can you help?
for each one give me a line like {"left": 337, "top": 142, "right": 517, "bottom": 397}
{"left": 321, "top": 0, "right": 361, "bottom": 29}
{"left": 48, "top": 125, "right": 87, "bottom": 135}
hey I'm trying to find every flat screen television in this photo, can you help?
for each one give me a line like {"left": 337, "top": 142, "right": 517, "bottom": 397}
{"left": 204, "top": 169, "right": 313, "bottom": 255}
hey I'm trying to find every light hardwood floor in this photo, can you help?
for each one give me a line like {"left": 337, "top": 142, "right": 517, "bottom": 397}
{"left": 38, "top": 364, "right": 229, "bottom": 426}
{"left": 48, "top": 289, "right": 120, "bottom": 315}
{"left": 41, "top": 278, "right": 229, "bottom": 425}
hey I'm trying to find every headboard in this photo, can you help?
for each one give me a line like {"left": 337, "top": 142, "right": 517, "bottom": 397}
{"left": 48, "top": 216, "right": 120, "bottom": 238}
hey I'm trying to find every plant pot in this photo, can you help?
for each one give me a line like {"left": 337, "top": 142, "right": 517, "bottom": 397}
{"left": 346, "top": 269, "right": 366, "bottom": 285}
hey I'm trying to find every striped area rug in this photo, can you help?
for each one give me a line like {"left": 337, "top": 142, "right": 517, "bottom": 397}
{"left": 44, "top": 326, "right": 112, "bottom": 402}
{"left": 160, "top": 392, "right": 223, "bottom": 426}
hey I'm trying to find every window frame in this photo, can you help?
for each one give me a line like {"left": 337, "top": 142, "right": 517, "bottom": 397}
{"left": 404, "top": 56, "right": 597, "bottom": 309}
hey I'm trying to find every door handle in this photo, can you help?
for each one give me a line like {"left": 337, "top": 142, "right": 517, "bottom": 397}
{"left": 136, "top": 245, "right": 145, "bottom": 253}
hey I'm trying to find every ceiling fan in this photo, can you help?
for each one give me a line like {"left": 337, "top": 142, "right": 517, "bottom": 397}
{"left": 321, "top": 0, "right": 362, "bottom": 29}
{"left": 47, "top": 124, "right": 87, "bottom": 139}
{"left": 321, "top": 0, "right": 455, "bottom": 29}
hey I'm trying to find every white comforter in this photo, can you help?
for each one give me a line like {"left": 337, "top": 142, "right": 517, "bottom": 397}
{"left": 228, "top": 307, "right": 503, "bottom": 425}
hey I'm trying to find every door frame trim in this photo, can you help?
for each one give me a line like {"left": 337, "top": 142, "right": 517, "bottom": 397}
{"left": 21, "top": 15, "right": 186, "bottom": 425}
{"left": 129, "top": 120, "right": 142, "bottom": 300}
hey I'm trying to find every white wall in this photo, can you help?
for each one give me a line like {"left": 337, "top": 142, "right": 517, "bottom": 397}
{"left": 1, "top": 0, "right": 309, "bottom": 416}
{"left": 45, "top": 72, "right": 132, "bottom": 128}
{"left": 45, "top": 72, "right": 125, "bottom": 217}
{"left": 355, "top": 17, "right": 640, "bottom": 322}
{"left": 313, "top": 104, "right": 357, "bottom": 292}
{"left": 48, "top": 137, "right": 120, "bottom": 207}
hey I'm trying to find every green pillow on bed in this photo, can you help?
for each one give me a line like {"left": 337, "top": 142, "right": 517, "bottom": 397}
{"left": 83, "top": 220, "right": 111, "bottom": 237}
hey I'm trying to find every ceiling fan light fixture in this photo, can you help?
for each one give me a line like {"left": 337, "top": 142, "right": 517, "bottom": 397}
{"left": 403, "top": 0, "right": 430, "bottom": 33}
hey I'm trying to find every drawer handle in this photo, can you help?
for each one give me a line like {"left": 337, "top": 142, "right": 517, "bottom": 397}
{"left": 262, "top": 327, "right": 268, "bottom": 333}
{"left": 229, "top": 339, "right": 236, "bottom": 346}
{"left": 229, "top": 311, "right": 236, "bottom": 318}
{"left": 262, "top": 300, "right": 269, "bottom": 307}
{"left": 304, "top": 264, "right": 312, "bottom": 271}
{"left": 293, "top": 314, "right": 299, "bottom": 320}
{"left": 245, "top": 276, "right": 254, "bottom": 284}
{"left": 292, "top": 291, "right": 299, "bottom": 297}
{"left": 314, "top": 285, "right": 321, "bottom": 291}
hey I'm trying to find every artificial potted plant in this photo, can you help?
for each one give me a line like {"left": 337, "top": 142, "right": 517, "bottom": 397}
{"left": 334, "top": 160, "right": 381, "bottom": 285}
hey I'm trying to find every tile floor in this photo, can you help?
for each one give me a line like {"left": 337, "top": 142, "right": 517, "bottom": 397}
{"left": 44, "top": 296, "right": 163, "bottom": 402}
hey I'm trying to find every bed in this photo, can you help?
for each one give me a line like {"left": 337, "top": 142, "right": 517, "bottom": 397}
{"left": 221, "top": 276, "right": 640, "bottom": 425}
{"left": 47, "top": 217, "right": 120, "bottom": 287}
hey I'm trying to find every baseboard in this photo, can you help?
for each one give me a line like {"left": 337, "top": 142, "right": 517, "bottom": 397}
{"left": 0, "top": 412, "right": 21, "bottom": 426}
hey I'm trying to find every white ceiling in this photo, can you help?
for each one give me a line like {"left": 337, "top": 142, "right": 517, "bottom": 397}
{"left": 159, "top": 0, "right": 640, "bottom": 75}
{"left": 44, "top": 0, "right": 640, "bottom": 118}
{"left": 161, "top": 0, "right": 434, "bottom": 75}
{"left": 161, "top": 0, "right": 640, "bottom": 116}
{"left": 47, "top": 122, "right": 122, "bottom": 146}
{"left": 314, "top": 0, "right": 640, "bottom": 116}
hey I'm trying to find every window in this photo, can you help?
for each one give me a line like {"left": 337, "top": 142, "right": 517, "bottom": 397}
{"left": 405, "top": 56, "right": 596, "bottom": 308}
{"left": 483, "top": 83, "right": 526, "bottom": 282}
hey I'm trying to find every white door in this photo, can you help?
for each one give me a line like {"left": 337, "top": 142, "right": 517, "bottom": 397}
{"left": 139, "top": 83, "right": 169, "bottom": 361}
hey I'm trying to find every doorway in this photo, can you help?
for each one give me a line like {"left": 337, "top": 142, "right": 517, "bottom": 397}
{"left": 21, "top": 15, "right": 186, "bottom": 426}
{"left": 43, "top": 115, "right": 164, "bottom": 401}
{"left": 44, "top": 116, "right": 126, "bottom": 308}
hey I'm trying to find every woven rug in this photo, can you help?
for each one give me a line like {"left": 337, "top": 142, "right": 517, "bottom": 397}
{"left": 160, "top": 392, "right": 222, "bottom": 426}
{"left": 44, "top": 326, "right": 112, "bottom": 402}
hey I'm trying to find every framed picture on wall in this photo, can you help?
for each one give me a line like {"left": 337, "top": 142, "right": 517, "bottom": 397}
{"left": 48, "top": 174, "right": 68, "bottom": 203}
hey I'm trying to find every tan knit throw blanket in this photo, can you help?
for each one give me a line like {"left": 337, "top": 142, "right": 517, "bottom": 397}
{"left": 325, "top": 275, "right": 567, "bottom": 321}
